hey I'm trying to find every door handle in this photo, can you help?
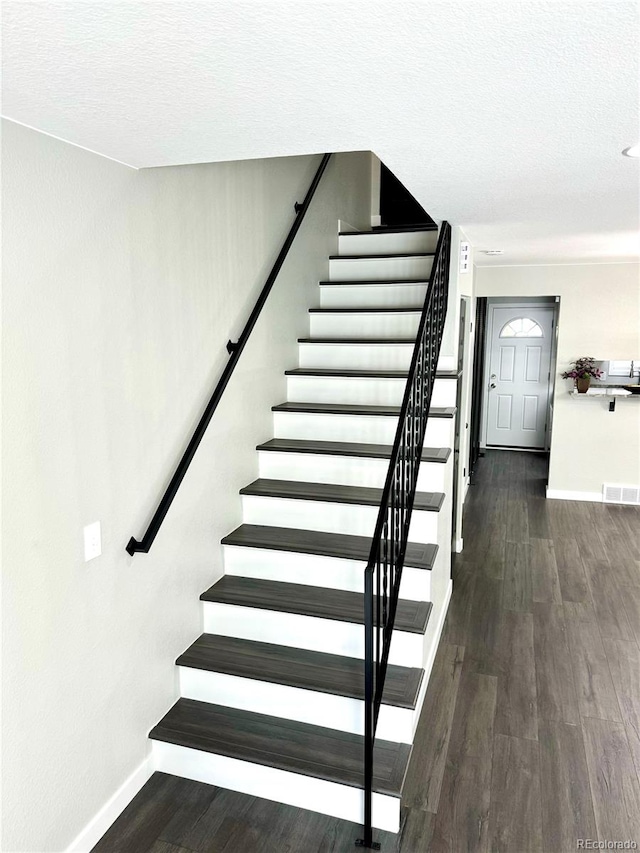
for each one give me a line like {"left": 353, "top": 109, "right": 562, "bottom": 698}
{"left": 490, "top": 383, "right": 496, "bottom": 389}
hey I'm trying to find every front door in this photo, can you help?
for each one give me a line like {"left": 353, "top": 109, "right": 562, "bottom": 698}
{"left": 486, "top": 305, "right": 554, "bottom": 449}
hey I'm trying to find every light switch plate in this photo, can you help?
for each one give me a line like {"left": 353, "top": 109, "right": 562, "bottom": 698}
{"left": 84, "top": 521, "right": 101, "bottom": 561}
{"left": 459, "top": 241, "right": 470, "bottom": 274}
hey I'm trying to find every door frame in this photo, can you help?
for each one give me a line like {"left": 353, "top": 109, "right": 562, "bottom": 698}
{"left": 452, "top": 296, "right": 470, "bottom": 553}
{"left": 469, "top": 297, "right": 487, "bottom": 478}
{"left": 480, "top": 297, "right": 559, "bottom": 452}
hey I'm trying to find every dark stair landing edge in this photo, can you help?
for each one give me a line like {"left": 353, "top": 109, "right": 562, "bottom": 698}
{"left": 201, "top": 576, "right": 431, "bottom": 635}
{"left": 372, "top": 224, "right": 438, "bottom": 232}
{"left": 298, "top": 337, "right": 417, "bottom": 344}
{"left": 256, "top": 437, "right": 450, "bottom": 463}
{"left": 329, "top": 253, "right": 435, "bottom": 260}
{"left": 149, "top": 698, "right": 411, "bottom": 797}
{"left": 339, "top": 225, "right": 437, "bottom": 236}
{"left": 285, "top": 367, "right": 461, "bottom": 379}
{"left": 272, "top": 401, "right": 456, "bottom": 418}
{"left": 177, "top": 634, "right": 423, "bottom": 709}
{"left": 239, "top": 479, "right": 444, "bottom": 512}
{"left": 222, "top": 523, "right": 439, "bottom": 571}
{"left": 308, "top": 307, "right": 422, "bottom": 314}
{"left": 318, "top": 279, "right": 431, "bottom": 286}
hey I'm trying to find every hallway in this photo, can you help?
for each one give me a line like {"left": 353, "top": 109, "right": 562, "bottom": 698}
{"left": 93, "top": 450, "right": 640, "bottom": 852}
{"left": 405, "top": 449, "right": 640, "bottom": 851}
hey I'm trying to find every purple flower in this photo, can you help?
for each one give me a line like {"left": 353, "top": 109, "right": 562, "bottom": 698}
{"left": 561, "top": 357, "right": 604, "bottom": 380}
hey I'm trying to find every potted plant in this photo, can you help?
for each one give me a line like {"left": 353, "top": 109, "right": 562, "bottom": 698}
{"left": 562, "top": 357, "right": 604, "bottom": 393}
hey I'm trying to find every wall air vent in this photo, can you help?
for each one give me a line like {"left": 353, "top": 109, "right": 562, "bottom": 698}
{"left": 603, "top": 483, "right": 640, "bottom": 505}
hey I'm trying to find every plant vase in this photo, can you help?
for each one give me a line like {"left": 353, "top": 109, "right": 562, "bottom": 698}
{"left": 576, "top": 376, "right": 591, "bottom": 394}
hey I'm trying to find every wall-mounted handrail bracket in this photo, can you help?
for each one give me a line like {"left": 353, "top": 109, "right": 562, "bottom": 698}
{"left": 126, "top": 153, "right": 332, "bottom": 556}
{"left": 294, "top": 201, "right": 303, "bottom": 214}
{"left": 125, "top": 536, "right": 141, "bottom": 556}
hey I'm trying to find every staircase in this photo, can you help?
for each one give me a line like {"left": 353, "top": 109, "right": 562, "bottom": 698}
{"left": 148, "top": 223, "right": 456, "bottom": 836}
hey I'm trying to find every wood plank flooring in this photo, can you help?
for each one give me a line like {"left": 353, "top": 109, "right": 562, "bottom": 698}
{"left": 93, "top": 450, "right": 640, "bottom": 852}
{"left": 177, "top": 634, "right": 423, "bottom": 708}
{"left": 238, "top": 478, "right": 444, "bottom": 512}
{"left": 221, "top": 524, "right": 438, "bottom": 571}
{"left": 256, "top": 437, "right": 451, "bottom": 464}
{"left": 200, "top": 576, "right": 432, "bottom": 633}
{"left": 149, "top": 700, "right": 411, "bottom": 796}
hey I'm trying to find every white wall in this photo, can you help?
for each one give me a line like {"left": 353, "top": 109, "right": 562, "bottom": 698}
{"left": 475, "top": 263, "right": 640, "bottom": 497}
{"left": 1, "top": 120, "right": 372, "bottom": 852}
{"left": 370, "top": 154, "right": 382, "bottom": 227}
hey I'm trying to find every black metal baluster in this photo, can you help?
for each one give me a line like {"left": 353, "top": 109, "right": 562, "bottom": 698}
{"left": 359, "top": 223, "right": 450, "bottom": 849}
{"left": 358, "top": 567, "right": 376, "bottom": 850}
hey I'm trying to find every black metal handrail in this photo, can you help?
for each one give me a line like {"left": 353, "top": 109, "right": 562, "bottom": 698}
{"left": 357, "top": 222, "right": 451, "bottom": 849}
{"left": 126, "top": 153, "right": 332, "bottom": 555}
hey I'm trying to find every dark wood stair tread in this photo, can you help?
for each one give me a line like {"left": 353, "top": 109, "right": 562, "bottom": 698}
{"left": 201, "top": 576, "right": 431, "bottom": 634}
{"left": 177, "top": 634, "right": 423, "bottom": 709}
{"left": 339, "top": 225, "right": 437, "bottom": 235}
{"left": 273, "top": 401, "right": 400, "bottom": 417}
{"left": 285, "top": 367, "right": 458, "bottom": 379}
{"left": 372, "top": 224, "right": 437, "bottom": 232}
{"left": 222, "top": 523, "right": 438, "bottom": 571}
{"left": 149, "top": 699, "right": 411, "bottom": 796}
{"left": 272, "top": 401, "right": 456, "bottom": 418}
{"left": 239, "top": 479, "right": 444, "bottom": 512}
{"left": 298, "top": 337, "right": 416, "bottom": 344}
{"left": 256, "top": 437, "right": 450, "bottom": 463}
{"left": 308, "top": 307, "right": 422, "bottom": 314}
{"left": 431, "top": 369, "right": 462, "bottom": 379}
{"left": 329, "top": 253, "right": 435, "bottom": 260}
{"left": 319, "top": 279, "right": 431, "bottom": 286}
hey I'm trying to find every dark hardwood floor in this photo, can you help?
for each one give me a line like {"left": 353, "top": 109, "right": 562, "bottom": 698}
{"left": 92, "top": 450, "right": 640, "bottom": 852}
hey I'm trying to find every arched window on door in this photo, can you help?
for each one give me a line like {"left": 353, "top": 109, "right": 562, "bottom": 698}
{"left": 499, "top": 317, "right": 544, "bottom": 338}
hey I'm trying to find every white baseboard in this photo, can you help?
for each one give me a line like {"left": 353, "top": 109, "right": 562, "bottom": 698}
{"left": 454, "top": 538, "right": 464, "bottom": 553}
{"left": 426, "top": 580, "right": 453, "bottom": 684}
{"left": 545, "top": 487, "right": 603, "bottom": 503}
{"left": 66, "top": 754, "right": 154, "bottom": 852}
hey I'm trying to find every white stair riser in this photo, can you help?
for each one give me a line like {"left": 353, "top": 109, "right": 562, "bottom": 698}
{"left": 241, "top": 495, "right": 439, "bottom": 543}
{"left": 299, "top": 342, "right": 415, "bottom": 370}
{"left": 338, "top": 231, "right": 438, "bottom": 255}
{"left": 223, "top": 545, "right": 432, "bottom": 602}
{"left": 258, "top": 451, "right": 447, "bottom": 493}
{"left": 437, "top": 355, "right": 455, "bottom": 370}
{"left": 309, "top": 312, "right": 421, "bottom": 338}
{"left": 287, "top": 375, "right": 457, "bottom": 407}
{"left": 320, "top": 283, "right": 428, "bottom": 309}
{"left": 273, "top": 411, "right": 455, "bottom": 446}
{"left": 202, "top": 601, "right": 424, "bottom": 667}
{"left": 330, "top": 256, "right": 433, "bottom": 281}
{"left": 153, "top": 741, "right": 400, "bottom": 832}
{"left": 178, "top": 667, "right": 413, "bottom": 743}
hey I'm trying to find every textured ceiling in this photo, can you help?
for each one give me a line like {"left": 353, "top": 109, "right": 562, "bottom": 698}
{"left": 3, "top": 1, "right": 639, "bottom": 265}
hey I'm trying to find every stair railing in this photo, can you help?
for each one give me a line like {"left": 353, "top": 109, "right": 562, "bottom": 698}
{"left": 126, "top": 153, "right": 332, "bottom": 555}
{"left": 357, "top": 222, "right": 451, "bottom": 849}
